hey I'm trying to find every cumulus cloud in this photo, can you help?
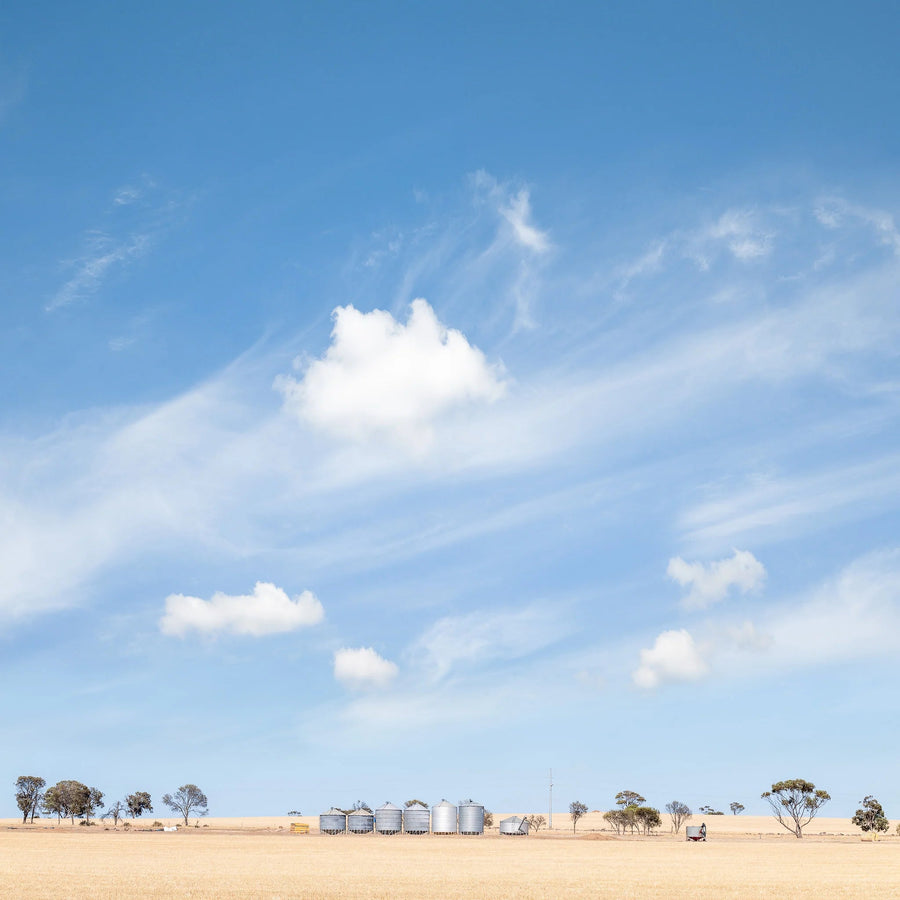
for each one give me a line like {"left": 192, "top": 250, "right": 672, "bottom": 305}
{"left": 667, "top": 549, "right": 766, "bottom": 610}
{"left": 333, "top": 646, "right": 398, "bottom": 689}
{"left": 276, "top": 299, "right": 506, "bottom": 451}
{"left": 160, "top": 581, "right": 324, "bottom": 637}
{"left": 632, "top": 629, "right": 708, "bottom": 689}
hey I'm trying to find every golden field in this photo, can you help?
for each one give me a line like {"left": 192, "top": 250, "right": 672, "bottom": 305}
{"left": 2, "top": 815, "right": 898, "bottom": 898}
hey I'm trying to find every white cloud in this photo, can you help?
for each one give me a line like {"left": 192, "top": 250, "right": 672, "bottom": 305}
{"left": 276, "top": 299, "right": 507, "bottom": 451}
{"left": 159, "top": 581, "right": 324, "bottom": 638}
{"left": 333, "top": 646, "right": 398, "bottom": 689}
{"left": 108, "top": 335, "right": 136, "bottom": 352}
{"left": 47, "top": 231, "right": 151, "bottom": 312}
{"left": 632, "top": 629, "right": 708, "bottom": 689}
{"left": 499, "top": 188, "right": 550, "bottom": 254}
{"left": 409, "top": 604, "right": 569, "bottom": 681}
{"left": 723, "top": 619, "right": 773, "bottom": 652}
{"left": 679, "top": 455, "right": 900, "bottom": 550}
{"left": 470, "top": 170, "right": 551, "bottom": 255}
{"left": 654, "top": 550, "right": 900, "bottom": 684}
{"left": 748, "top": 549, "right": 900, "bottom": 671}
{"left": 703, "top": 209, "right": 773, "bottom": 261}
{"left": 113, "top": 185, "right": 142, "bottom": 206}
{"left": 667, "top": 549, "right": 766, "bottom": 610}
{"left": 814, "top": 198, "right": 900, "bottom": 255}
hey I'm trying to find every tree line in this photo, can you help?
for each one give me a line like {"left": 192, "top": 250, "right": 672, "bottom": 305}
{"left": 565, "top": 779, "right": 893, "bottom": 839}
{"left": 14, "top": 777, "right": 208, "bottom": 827}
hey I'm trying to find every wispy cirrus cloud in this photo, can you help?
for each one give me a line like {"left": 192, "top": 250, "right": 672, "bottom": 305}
{"left": 408, "top": 603, "right": 571, "bottom": 681}
{"left": 471, "top": 170, "right": 551, "bottom": 255}
{"left": 46, "top": 176, "right": 180, "bottom": 312}
{"left": 678, "top": 453, "right": 900, "bottom": 551}
{"left": 814, "top": 197, "right": 900, "bottom": 255}
{"left": 47, "top": 231, "right": 152, "bottom": 312}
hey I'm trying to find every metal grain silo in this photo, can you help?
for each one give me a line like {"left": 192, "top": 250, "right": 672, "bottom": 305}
{"left": 458, "top": 801, "right": 484, "bottom": 835}
{"left": 403, "top": 801, "right": 430, "bottom": 834}
{"left": 431, "top": 800, "right": 458, "bottom": 834}
{"left": 375, "top": 802, "right": 402, "bottom": 835}
{"left": 347, "top": 808, "right": 374, "bottom": 834}
{"left": 499, "top": 816, "right": 529, "bottom": 835}
{"left": 319, "top": 808, "right": 347, "bottom": 835}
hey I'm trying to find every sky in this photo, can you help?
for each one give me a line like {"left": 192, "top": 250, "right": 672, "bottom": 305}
{"left": 2, "top": 1, "right": 900, "bottom": 820}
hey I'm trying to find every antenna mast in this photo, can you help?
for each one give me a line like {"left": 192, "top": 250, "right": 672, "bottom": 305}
{"left": 549, "top": 768, "right": 554, "bottom": 830}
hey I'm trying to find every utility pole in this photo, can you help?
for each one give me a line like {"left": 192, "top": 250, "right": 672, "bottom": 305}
{"left": 549, "top": 768, "right": 554, "bottom": 830}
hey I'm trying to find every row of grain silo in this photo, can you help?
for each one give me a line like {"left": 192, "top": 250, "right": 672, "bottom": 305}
{"left": 319, "top": 800, "right": 488, "bottom": 835}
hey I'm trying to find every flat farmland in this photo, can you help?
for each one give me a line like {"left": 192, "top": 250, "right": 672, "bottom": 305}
{"left": 1, "top": 818, "right": 898, "bottom": 899}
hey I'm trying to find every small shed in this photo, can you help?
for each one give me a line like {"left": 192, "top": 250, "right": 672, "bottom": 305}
{"left": 499, "top": 816, "right": 529, "bottom": 835}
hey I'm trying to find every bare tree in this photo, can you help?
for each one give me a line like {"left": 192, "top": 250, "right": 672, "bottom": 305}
{"left": 126, "top": 791, "right": 153, "bottom": 819}
{"left": 569, "top": 801, "right": 588, "bottom": 833}
{"left": 103, "top": 800, "right": 127, "bottom": 828}
{"left": 730, "top": 802, "right": 745, "bottom": 815}
{"left": 761, "top": 779, "right": 830, "bottom": 838}
{"left": 665, "top": 800, "right": 692, "bottom": 834}
{"left": 15, "top": 776, "right": 45, "bottom": 824}
{"left": 483, "top": 810, "right": 494, "bottom": 828}
{"left": 527, "top": 814, "right": 546, "bottom": 833}
{"left": 162, "top": 784, "right": 208, "bottom": 826}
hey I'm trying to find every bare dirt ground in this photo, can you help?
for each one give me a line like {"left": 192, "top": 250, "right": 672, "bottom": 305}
{"left": 2, "top": 816, "right": 897, "bottom": 898}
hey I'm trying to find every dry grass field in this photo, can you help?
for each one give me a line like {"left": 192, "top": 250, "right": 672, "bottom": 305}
{"left": 2, "top": 815, "right": 898, "bottom": 898}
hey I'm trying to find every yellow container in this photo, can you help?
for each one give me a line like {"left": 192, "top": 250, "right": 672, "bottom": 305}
{"left": 290, "top": 822, "right": 310, "bottom": 834}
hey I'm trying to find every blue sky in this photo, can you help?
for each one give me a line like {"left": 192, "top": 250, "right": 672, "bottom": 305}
{"left": 2, "top": 1, "right": 900, "bottom": 819}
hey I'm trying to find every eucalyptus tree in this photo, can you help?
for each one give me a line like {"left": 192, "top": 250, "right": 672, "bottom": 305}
{"left": 761, "top": 779, "right": 830, "bottom": 838}
{"left": 162, "top": 784, "right": 208, "bottom": 825}
{"left": 15, "top": 776, "right": 45, "bottom": 824}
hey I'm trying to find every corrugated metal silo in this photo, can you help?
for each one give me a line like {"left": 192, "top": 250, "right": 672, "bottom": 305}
{"left": 499, "top": 816, "right": 529, "bottom": 835}
{"left": 319, "top": 808, "right": 347, "bottom": 835}
{"left": 347, "top": 808, "right": 375, "bottom": 834}
{"left": 375, "top": 802, "right": 403, "bottom": 835}
{"left": 431, "top": 800, "right": 458, "bottom": 834}
{"left": 403, "top": 801, "right": 430, "bottom": 834}
{"left": 458, "top": 801, "right": 484, "bottom": 835}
